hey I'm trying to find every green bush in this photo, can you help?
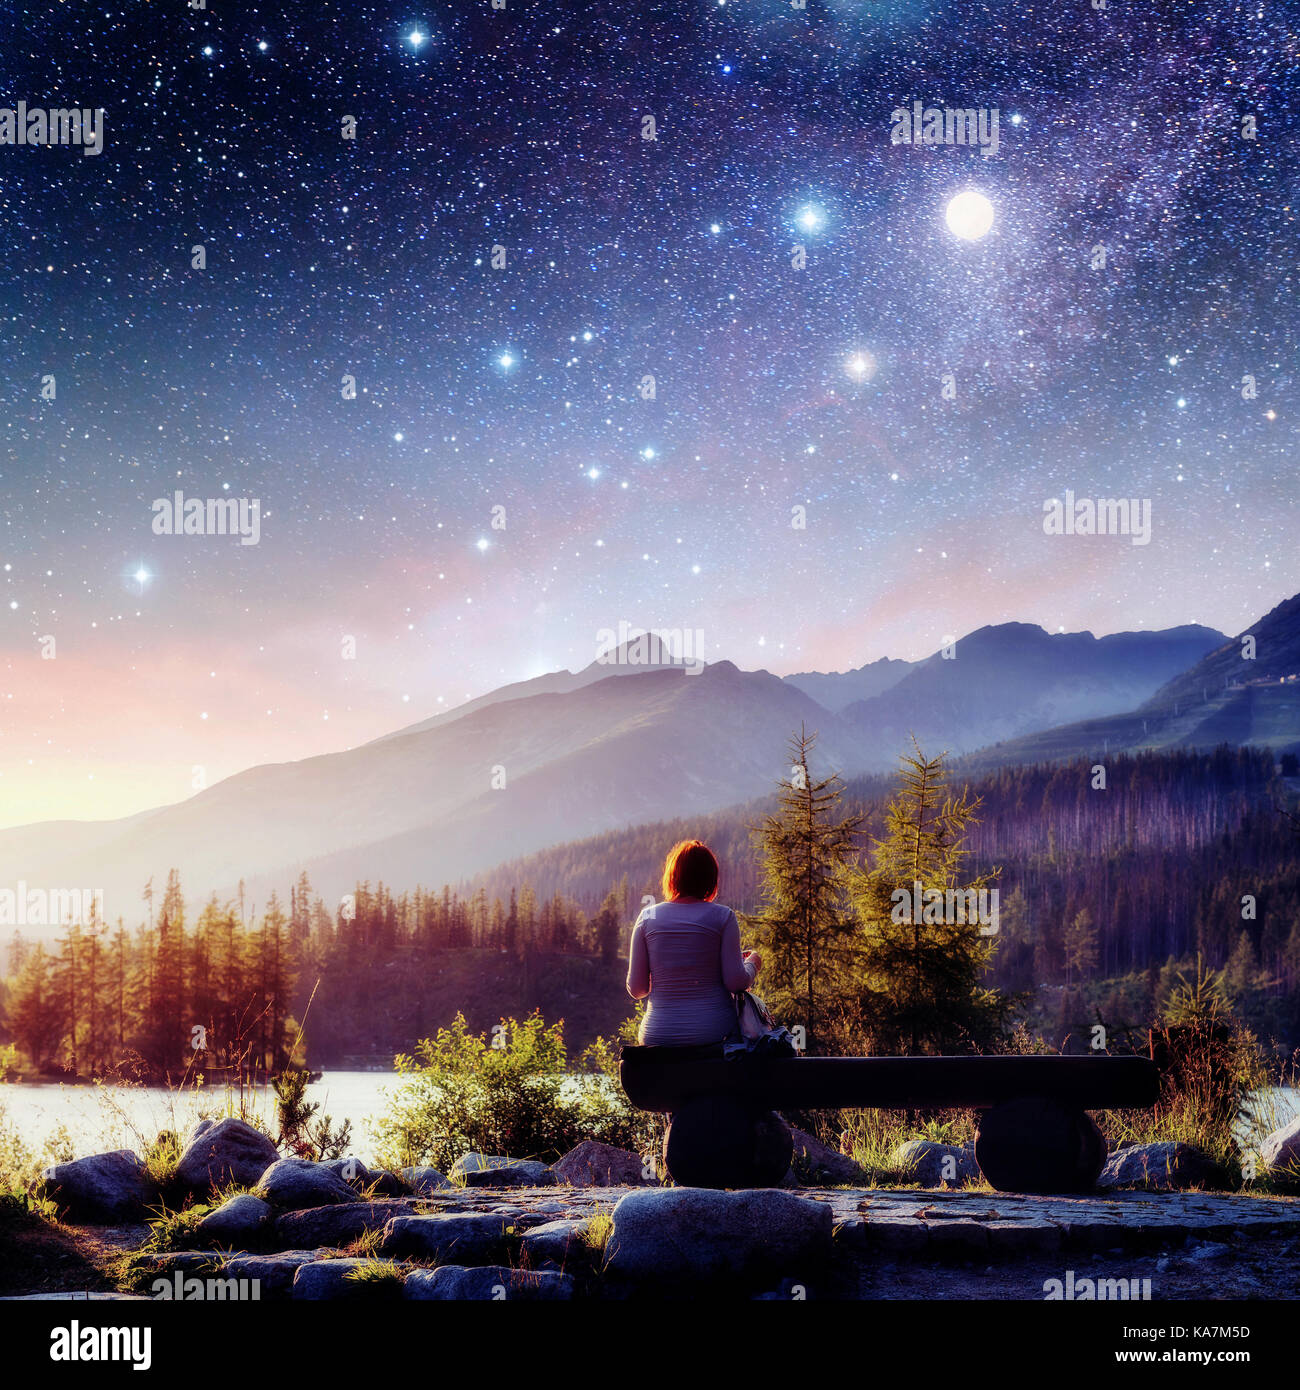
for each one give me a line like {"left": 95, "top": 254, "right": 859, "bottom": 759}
{"left": 370, "top": 1011, "right": 652, "bottom": 1171}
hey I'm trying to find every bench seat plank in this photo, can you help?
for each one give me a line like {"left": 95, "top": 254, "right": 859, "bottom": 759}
{"left": 620, "top": 1049, "right": 1159, "bottom": 1113}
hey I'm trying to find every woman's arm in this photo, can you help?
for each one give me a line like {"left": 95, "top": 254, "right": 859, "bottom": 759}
{"left": 626, "top": 921, "right": 651, "bottom": 1000}
{"left": 721, "top": 911, "right": 758, "bottom": 992}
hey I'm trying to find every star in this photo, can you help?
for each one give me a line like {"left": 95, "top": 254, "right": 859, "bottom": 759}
{"left": 945, "top": 190, "right": 995, "bottom": 241}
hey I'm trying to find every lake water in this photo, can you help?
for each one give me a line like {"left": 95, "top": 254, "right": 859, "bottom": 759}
{"left": 1, "top": 1072, "right": 407, "bottom": 1167}
{"left": 3, "top": 1074, "right": 1296, "bottom": 1171}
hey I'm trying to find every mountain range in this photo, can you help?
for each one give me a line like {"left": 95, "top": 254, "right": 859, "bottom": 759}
{"left": 4, "top": 596, "right": 1298, "bottom": 934}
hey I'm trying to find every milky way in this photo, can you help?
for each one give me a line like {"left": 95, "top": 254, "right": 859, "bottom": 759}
{"left": 1, "top": 0, "right": 1296, "bottom": 822}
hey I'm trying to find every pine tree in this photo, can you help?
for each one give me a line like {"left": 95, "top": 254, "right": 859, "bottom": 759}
{"left": 742, "top": 726, "right": 863, "bottom": 1052}
{"left": 11, "top": 944, "right": 59, "bottom": 1070}
{"left": 845, "top": 739, "right": 1013, "bottom": 1054}
{"left": 1064, "top": 906, "right": 1099, "bottom": 984}
{"left": 595, "top": 889, "right": 622, "bottom": 965}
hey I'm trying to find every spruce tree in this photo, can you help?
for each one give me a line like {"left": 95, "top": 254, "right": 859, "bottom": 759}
{"left": 845, "top": 739, "right": 1014, "bottom": 1054}
{"left": 743, "top": 725, "right": 863, "bottom": 1052}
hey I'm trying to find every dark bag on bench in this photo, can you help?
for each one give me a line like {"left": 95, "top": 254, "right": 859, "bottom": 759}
{"left": 727, "top": 989, "right": 799, "bottom": 1058}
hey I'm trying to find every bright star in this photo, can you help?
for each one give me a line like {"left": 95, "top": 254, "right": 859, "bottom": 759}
{"left": 408, "top": 31, "right": 426, "bottom": 47}
{"left": 945, "top": 190, "right": 995, "bottom": 241}
{"left": 476, "top": 538, "right": 489, "bottom": 552}
{"left": 710, "top": 224, "right": 721, "bottom": 235}
{"left": 498, "top": 352, "right": 514, "bottom": 369}
{"left": 587, "top": 467, "right": 600, "bottom": 479}
{"left": 845, "top": 351, "right": 877, "bottom": 382}
{"left": 796, "top": 205, "right": 824, "bottom": 233}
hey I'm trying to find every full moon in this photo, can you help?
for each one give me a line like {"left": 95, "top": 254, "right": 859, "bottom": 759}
{"left": 945, "top": 190, "right": 995, "bottom": 240}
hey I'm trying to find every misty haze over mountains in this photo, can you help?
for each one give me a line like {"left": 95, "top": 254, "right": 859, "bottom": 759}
{"left": 4, "top": 598, "right": 1299, "bottom": 936}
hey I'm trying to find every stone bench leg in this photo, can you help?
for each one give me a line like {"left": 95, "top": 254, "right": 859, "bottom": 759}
{"left": 974, "top": 1097, "right": 1108, "bottom": 1193}
{"left": 663, "top": 1094, "right": 793, "bottom": 1189}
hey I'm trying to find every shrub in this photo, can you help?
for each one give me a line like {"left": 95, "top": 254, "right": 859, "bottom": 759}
{"left": 370, "top": 1011, "right": 653, "bottom": 1171}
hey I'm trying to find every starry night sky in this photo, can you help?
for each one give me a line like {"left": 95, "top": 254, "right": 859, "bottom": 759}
{"left": 1, "top": 0, "right": 1297, "bottom": 825}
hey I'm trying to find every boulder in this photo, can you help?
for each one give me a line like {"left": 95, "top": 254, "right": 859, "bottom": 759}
{"left": 367, "top": 1170, "right": 411, "bottom": 1198}
{"left": 552, "top": 1141, "right": 651, "bottom": 1187}
{"left": 890, "top": 1140, "right": 981, "bottom": 1188}
{"left": 379, "top": 1212, "right": 514, "bottom": 1264}
{"left": 176, "top": 1118, "right": 279, "bottom": 1193}
{"left": 604, "top": 1188, "right": 833, "bottom": 1284}
{"left": 291, "top": 1258, "right": 407, "bottom": 1300}
{"left": 254, "top": 1158, "right": 358, "bottom": 1209}
{"left": 450, "top": 1154, "right": 556, "bottom": 1187}
{"left": 322, "top": 1157, "right": 371, "bottom": 1188}
{"left": 137, "top": 1249, "right": 322, "bottom": 1300}
{"left": 274, "top": 1200, "right": 419, "bottom": 1249}
{"left": 220, "top": 1250, "right": 329, "bottom": 1300}
{"left": 1260, "top": 1115, "right": 1300, "bottom": 1173}
{"left": 520, "top": 1218, "right": 590, "bottom": 1266}
{"left": 403, "top": 1265, "right": 575, "bottom": 1301}
{"left": 1098, "top": 1142, "right": 1220, "bottom": 1191}
{"left": 194, "top": 1193, "right": 273, "bottom": 1247}
{"left": 36, "top": 1150, "right": 149, "bottom": 1222}
{"left": 788, "top": 1128, "right": 867, "bottom": 1186}
{"left": 399, "top": 1165, "right": 451, "bottom": 1194}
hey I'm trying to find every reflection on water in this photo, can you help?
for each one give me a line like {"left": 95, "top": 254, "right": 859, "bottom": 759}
{"left": 1, "top": 1071, "right": 402, "bottom": 1167}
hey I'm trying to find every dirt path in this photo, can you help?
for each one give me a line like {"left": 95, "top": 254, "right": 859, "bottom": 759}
{"left": 0, "top": 1214, "right": 148, "bottom": 1297}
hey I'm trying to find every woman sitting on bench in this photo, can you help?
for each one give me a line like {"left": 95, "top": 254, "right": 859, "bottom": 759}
{"left": 625, "top": 839, "right": 762, "bottom": 1046}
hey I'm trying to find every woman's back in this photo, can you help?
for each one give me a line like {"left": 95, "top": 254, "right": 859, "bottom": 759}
{"left": 627, "top": 898, "right": 753, "bottom": 1046}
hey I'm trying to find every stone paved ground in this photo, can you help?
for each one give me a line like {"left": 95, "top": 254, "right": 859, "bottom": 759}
{"left": 7, "top": 1185, "right": 1298, "bottom": 1299}
{"left": 413, "top": 1182, "right": 1300, "bottom": 1255}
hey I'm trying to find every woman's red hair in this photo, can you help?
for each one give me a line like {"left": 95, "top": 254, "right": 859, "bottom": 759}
{"left": 662, "top": 839, "right": 719, "bottom": 901}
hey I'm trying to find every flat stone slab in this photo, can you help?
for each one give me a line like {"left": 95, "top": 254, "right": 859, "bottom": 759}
{"left": 354, "top": 1183, "right": 1300, "bottom": 1259}
{"left": 827, "top": 1187, "right": 1300, "bottom": 1255}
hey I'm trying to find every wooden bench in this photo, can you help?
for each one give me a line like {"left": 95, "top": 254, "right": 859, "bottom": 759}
{"left": 620, "top": 1045, "right": 1161, "bottom": 1192}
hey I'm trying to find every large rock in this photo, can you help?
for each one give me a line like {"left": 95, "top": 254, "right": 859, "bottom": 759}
{"left": 220, "top": 1251, "right": 329, "bottom": 1300}
{"left": 1260, "top": 1115, "right": 1300, "bottom": 1173}
{"left": 604, "top": 1188, "right": 833, "bottom": 1283}
{"left": 788, "top": 1128, "right": 867, "bottom": 1186}
{"left": 274, "top": 1200, "right": 419, "bottom": 1249}
{"left": 37, "top": 1150, "right": 149, "bottom": 1222}
{"left": 1098, "top": 1143, "right": 1220, "bottom": 1191}
{"left": 890, "top": 1140, "right": 981, "bottom": 1188}
{"left": 194, "top": 1194, "right": 273, "bottom": 1247}
{"left": 379, "top": 1212, "right": 514, "bottom": 1264}
{"left": 322, "top": 1157, "right": 371, "bottom": 1187}
{"left": 254, "top": 1158, "right": 358, "bottom": 1209}
{"left": 552, "top": 1141, "right": 650, "bottom": 1187}
{"left": 403, "top": 1265, "right": 575, "bottom": 1301}
{"left": 176, "top": 1118, "right": 279, "bottom": 1193}
{"left": 450, "top": 1154, "right": 556, "bottom": 1188}
{"left": 291, "top": 1258, "right": 407, "bottom": 1300}
{"left": 399, "top": 1166, "right": 451, "bottom": 1194}
{"left": 139, "top": 1249, "right": 322, "bottom": 1300}
{"left": 520, "top": 1218, "right": 590, "bottom": 1266}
